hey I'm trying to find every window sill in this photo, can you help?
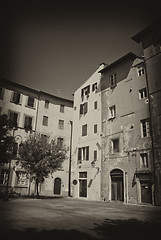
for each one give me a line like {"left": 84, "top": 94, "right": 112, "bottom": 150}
{"left": 25, "top": 105, "right": 36, "bottom": 110}
{"left": 10, "top": 101, "right": 22, "bottom": 105}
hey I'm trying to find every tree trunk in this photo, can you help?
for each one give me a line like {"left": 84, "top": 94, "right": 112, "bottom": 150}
{"left": 35, "top": 178, "right": 39, "bottom": 198}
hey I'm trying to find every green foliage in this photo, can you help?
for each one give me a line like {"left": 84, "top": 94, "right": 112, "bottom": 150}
{"left": 19, "top": 133, "right": 67, "bottom": 196}
{"left": 0, "top": 114, "right": 15, "bottom": 165}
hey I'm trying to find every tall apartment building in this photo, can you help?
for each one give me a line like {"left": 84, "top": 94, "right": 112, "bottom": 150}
{"left": 100, "top": 52, "right": 153, "bottom": 205}
{"left": 0, "top": 79, "right": 73, "bottom": 196}
{"left": 72, "top": 64, "right": 105, "bottom": 200}
{"left": 132, "top": 19, "right": 161, "bottom": 205}
{"left": 72, "top": 52, "right": 154, "bottom": 205}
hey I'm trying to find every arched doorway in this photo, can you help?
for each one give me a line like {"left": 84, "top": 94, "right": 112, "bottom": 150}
{"left": 54, "top": 178, "right": 61, "bottom": 195}
{"left": 110, "top": 169, "right": 124, "bottom": 201}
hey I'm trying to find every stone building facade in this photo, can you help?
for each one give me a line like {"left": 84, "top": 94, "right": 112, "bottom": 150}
{"left": 100, "top": 53, "right": 154, "bottom": 205}
{"left": 0, "top": 79, "right": 73, "bottom": 197}
{"left": 132, "top": 19, "right": 161, "bottom": 205}
{"left": 71, "top": 64, "right": 105, "bottom": 200}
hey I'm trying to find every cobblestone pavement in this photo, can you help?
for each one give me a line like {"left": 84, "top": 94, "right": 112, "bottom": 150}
{"left": 0, "top": 197, "right": 161, "bottom": 239}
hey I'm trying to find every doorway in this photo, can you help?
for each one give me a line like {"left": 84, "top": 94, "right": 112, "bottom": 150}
{"left": 110, "top": 169, "right": 124, "bottom": 201}
{"left": 140, "top": 181, "right": 152, "bottom": 204}
{"left": 79, "top": 172, "right": 87, "bottom": 197}
{"left": 54, "top": 177, "right": 61, "bottom": 195}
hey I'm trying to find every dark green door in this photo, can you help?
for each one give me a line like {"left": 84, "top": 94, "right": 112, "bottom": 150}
{"left": 79, "top": 179, "right": 87, "bottom": 197}
{"left": 54, "top": 178, "right": 61, "bottom": 195}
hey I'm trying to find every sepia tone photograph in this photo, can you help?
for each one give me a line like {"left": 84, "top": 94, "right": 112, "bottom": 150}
{"left": 0, "top": 1, "right": 161, "bottom": 239}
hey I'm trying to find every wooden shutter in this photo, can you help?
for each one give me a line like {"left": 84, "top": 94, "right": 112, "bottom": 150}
{"left": 80, "top": 104, "right": 83, "bottom": 114}
{"left": 86, "top": 146, "right": 89, "bottom": 160}
{"left": 78, "top": 148, "right": 81, "bottom": 161}
{"left": 84, "top": 102, "right": 88, "bottom": 114}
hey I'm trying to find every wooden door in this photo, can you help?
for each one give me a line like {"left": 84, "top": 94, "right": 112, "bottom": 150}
{"left": 79, "top": 179, "right": 87, "bottom": 197}
{"left": 141, "top": 181, "right": 152, "bottom": 204}
{"left": 54, "top": 178, "right": 61, "bottom": 195}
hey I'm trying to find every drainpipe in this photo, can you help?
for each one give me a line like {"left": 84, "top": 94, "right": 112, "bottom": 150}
{"left": 68, "top": 121, "right": 73, "bottom": 197}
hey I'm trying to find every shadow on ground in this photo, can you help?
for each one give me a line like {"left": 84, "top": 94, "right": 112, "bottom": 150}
{"left": 93, "top": 218, "right": 161, "bottom": 239}
{"left": 1, "top": 219, "right": 161, "bottom": 240}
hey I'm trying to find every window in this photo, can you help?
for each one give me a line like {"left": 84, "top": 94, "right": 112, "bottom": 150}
{"left": 79, "top": 172, "right": 87, "bottom": 178}
{"left": 140, "top": 153, "right": 148, "bottom": 168}
{"left": 80, "top": 102, "right": 88, "bottom": 115}
{"left": 139, "top": 88, "right": 147, "bottom": 99}
{"left": 137, "top": 66, "right": 145, "bottom": 76}
{"left": 24, "top": 116, "right": 33, "bottom": 130}
{"left": 111, "top": 138, "right": 119, "bottom": 153}
{"left": 82, "top": 124, "right": 87, "bottom": 136}
{"left": 78, "top": 147, "right": 89, "bottom": 161}
{"left": 109, "top": 105, "right": 116, "bottom": 119}
{"left": 94, "top": 101, "right": 97, "bottom": 109}
{"left": 41, "top": 134, "right": 48, "bottom": 142}
{"left": 110, "top": 73, "right": 117, "bottom": 88}
{"left": 42, "top": 116, "right": 48, "bottom": 126}
{"left": 16, "top": 172, "right": 27, "bottom": 186}
{"left": 94, "top": 150, "right": 97, "bottom": 160}
{"left": 11, "top": 91, "right": 21, "bottom": 104}
{"left": 92, "top": 83, "right": 97, "bottom": 92}
{"left": 0, "top": 170, "right": 8, "bottom": 184}
{"left": 57, "top": 137, "right": 64, "bottom": 146}
{"left": 13, "top": 142, "right": 18, "bottom": 157}
{"left": 9, "top": 111, "right": 19, "bottom": 128}
{"left": 94, "top": 124, "right": 97, "bottom": 133}
{"left": 141, "top": 119, "right": 150, "bottom": 138}
{"left": 59, "top": 120, "right": 64, "bottom": 130}
{"left": 27, "top": 96, "right": 35, "bottom": 108}
{"left": 0, "top": 87, "right": 4, "bottom": 99}
{"left": 60, "top": 105, "right": 64, "bottom": 113}
{"left": 44, "top": 100, "right": 49, "bottom": 109}
{"left": 81, "top": 85, "right": 90, "bottom": 99}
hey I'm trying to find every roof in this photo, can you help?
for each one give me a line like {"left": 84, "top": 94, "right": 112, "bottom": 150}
{"left": 99, "top": 52, "right": 137, "bottom": 73}
{"left": 0, "top": 78, "right": 73, "bottom": 103}
{"left": 39, "top": 91, "right": 73, "bottom": 104}
{"left": 132, "top": 19, "right": 161, "bottom": 43}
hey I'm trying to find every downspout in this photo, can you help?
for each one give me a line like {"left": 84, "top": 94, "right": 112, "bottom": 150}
{"left": 68, "top": 120, "right": 73, "bottom": 197}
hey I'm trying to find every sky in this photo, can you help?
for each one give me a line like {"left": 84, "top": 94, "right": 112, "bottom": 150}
{"left": 0, "top": 1, "right": 161, "bottom": 100}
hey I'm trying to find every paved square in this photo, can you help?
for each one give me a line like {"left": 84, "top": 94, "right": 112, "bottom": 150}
{"left": 0, "top": 197, "right": 161, "bottom": 239}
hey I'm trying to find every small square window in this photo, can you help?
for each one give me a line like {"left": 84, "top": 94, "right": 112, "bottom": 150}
{"left": 11, "top": 91, "right": 21, "bottom": 104}
{"left": 27, "top": 96, "right": 35, "bottom": 108}
{"left": 45, "top": 100, "right": 49, "bottom": 109}
{"left": 140, "top": 153, "right": 148, "bottom": 168}
{"left": 139, "top": 88, "right": 147, "bottom": 99}
{"left": 109, "top": 105, "right": 116, "bottom": 119}
{"left": 9, "top": 111, "right": 19, "bottom": 128}
{"left": 137, "top": 66, "right": 145, "bottom": 76}
{"left": 94, "top": 150, "right": 97, "bottom": 160}
{"left": 59, "top": 120, "right": 64, "bottom": 130}
{"left": 94, "top": 124, "right": 97, "bottom": 133}
{"left": 82, "top": 124, "right": 87, "bottom": 136}
{"left": 92, "top": 83, "right": 97, "bottom": 92}
{"left": 57, "top": 137, "right": 64, "bottom": 146}
{"left": 24, "top": 116, "right": 33, "bottom": 130}
{"left": 42, "top": 116, "right": 48, "bottom": 126}
{"left": 111, "top": 138, "right": 119, "bottom": 153}
{"left": 110, "top": 73, "right": 117, "bottom": 88}
{"left": 141, "top": 119, "right": 150, "bottom": 138}
{"left": 60, "top": 105, "right": 64, "bottom": 113}
{"left": 94, "top": 101, "right": 97, "bottom": 109}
